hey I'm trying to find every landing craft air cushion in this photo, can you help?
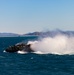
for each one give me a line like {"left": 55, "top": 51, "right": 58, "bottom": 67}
{"left": 5, "top": 43, "right": 34, "bottom": 53}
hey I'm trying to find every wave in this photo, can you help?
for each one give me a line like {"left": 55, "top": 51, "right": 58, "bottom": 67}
{"left": 17, "top": 51, "right": 28, "bottom": 54}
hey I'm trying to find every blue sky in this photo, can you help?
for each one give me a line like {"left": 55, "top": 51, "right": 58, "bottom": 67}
{"left": 0, "top": 0, "right": 74, "bottom": 34}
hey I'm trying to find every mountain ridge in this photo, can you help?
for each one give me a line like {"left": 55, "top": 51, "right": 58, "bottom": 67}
{"left": 0, "top": 30, "right": 74, "bottom": 37}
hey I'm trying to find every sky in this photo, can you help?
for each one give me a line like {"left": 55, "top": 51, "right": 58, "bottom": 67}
{"left": 0, "top": 0, "right": 74, "bottom": 34}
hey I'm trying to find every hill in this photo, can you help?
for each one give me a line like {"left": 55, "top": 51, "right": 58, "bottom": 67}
{"left": 0, "top": 30, "right": 74, "bottom": 37}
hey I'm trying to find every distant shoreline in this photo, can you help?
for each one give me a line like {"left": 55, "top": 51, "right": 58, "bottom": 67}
{"left": 0, "top": 30, "right": 74, "bottom": 37}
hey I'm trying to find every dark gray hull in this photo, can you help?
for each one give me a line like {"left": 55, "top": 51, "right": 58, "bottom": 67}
{"left": 5, "top": 43, "right": 34, "bottom": 53}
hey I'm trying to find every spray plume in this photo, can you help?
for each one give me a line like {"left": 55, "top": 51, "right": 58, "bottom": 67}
{"left": 27, "top": 30, "right": 74, "bottom": 55}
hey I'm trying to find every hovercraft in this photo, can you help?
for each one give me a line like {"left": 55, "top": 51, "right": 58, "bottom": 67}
{"left": 5, "top": 43, "right": 34, "bottom": 53}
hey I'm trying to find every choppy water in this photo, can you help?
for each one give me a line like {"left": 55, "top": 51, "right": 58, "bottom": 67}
{"left": 0, "top": 37, "right": 74, "bottom": 75}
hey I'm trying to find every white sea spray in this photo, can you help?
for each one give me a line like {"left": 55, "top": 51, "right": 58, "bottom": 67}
{"left": 28, "top": 34, "right": 74, "bottom": 55}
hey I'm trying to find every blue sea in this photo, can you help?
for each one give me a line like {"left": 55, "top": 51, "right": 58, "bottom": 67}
{"left": 0, "top": 36, "right": 74, "bottom": 75}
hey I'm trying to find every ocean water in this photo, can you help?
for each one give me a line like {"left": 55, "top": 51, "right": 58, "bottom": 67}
{"left": 0, "top": 37, "right": 74, "bottom": 75}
